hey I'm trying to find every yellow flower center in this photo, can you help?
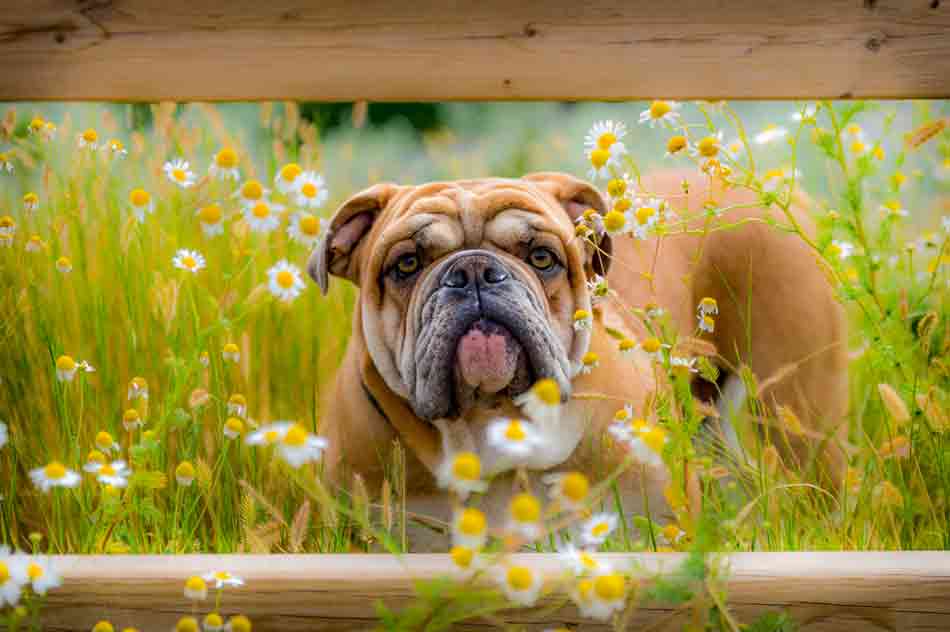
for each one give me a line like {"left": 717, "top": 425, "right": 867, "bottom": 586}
{"left": 251, "top": 202, "right": 270, "bottom": 219}
{"left": 697, "top": 136, "right": 719, "bottom": 157}
{"left": 214, "top": 572, "right": 231, "bottom": 580}
{"left": 613, "top": 197, "right": 632, "bottom": 213}
{"left": 594, "top": 573, "right": 625, "bottom": 601}
{"left": 228, "top": 616, "right": 251, "bottom": 632}
{"left": 532, "top": 378, "right": 560, "bottom": 406}
{"left": 560, "top": 472, "right": 589, "bottom": 502}
{"left": 82, "top": 128, "right": 98, "bottom": 143}
{"left": 301, "top": 182, "right": 318, "bottom": 198}
{"left": 591, "top": 521, "right": 610, "bottom": 537}
{"left": 851, "top": 140, "right": 866, "bottom": 154}
{"left": 87, "top": 450, "right": 106, "bottom": 465}
{"left": 299, "top": 215, "right": 320, "bottom": 235}
{"left": 643, "top": 427, "right": 667, "bottom": 453}
{"left": 57, "top": 257, "right": 71, "bottom": 270}
{"left": 229, "top": 394, "right": 246, "bottom": 406}
{"left": 0, "top": 217, "right": 12, "bottom": 228}
{"left": 603, "top": 211, "right": 626, "bottom": 233}
{"left": 662, "top": 524, "right": 683, "bottom": 542}
{"left": 450, "top": 545, "right": 473, "bottom": 568}
{"left": 241, "top": 181, "right": 263, "bottom": 200}
{"left": 510, "top": 493, "right": 541, "bottom": 523}
{"left": 96, "top": 431, "right": 114, "bottom": 448}
{"left": 23, "top": 193, "right": 38, "bottom": 205}
{"left": 56, "top": 355, "right": 76, "bottom": 371}
{"left": 452, "top": 452, "right": 481, "bottom": 481}
{"left": 580, "top": 552, "right": 598, "bottom": 569}
{"left": 649, "top": 101, "right": 672, "bottom": 119}
{"left": 130, "top": 189, "right": 150, "bottom": 206}
{"left": 215, "top": 148, "right": 237, "bottom": 168}
{"left": 100, "top": 465, "right": 116, "bottom": 476}
{"left": 576, "top": 578, "right": 593, "bottom": 601}
{"left": 204, "top": 614, "right": 223, "bottom": 628}
{"left": 597, "top": 132, "right": 617, "bottom": 150}
{"left": 276, "top": 270, "right": 296, "bottom": 289}
{"left": 109, "top": 140, "right": 124, "bottom": 151}
{"left": 223, "top": 343, "right": 239, "bottom": 354}
{"left": 458, "top": 508, "right": 486, "bottom": 536}
{"left": 582, "top": 352, "right": 599, "bottom": 367}
{"left": 282, "top": 424, "right": 308, "bottom": 447}
{"left": 172, "top": 168, "right": 187, "bottom": 182}
{"left": 279, "top": 163, "right": 302, "bottom": 182}
{"left": 182, "top": 256, "right": 197, "bottom": 269}
{"left": 827, "top": 243, "right": 841, "bottom": 258}
{"left": 506, "top": 566, "right": 533, "bottom": 591}
{"left": 667, "top": 135, "right": 687, "bottom": 153}
{"left": 176, "top": 618, "right": 199, "bottom": 632}
{"left": 635, "top": 206, "right": 655, "bottom": 225}
{"left": 0, "top": 562, "right": 9, "bottom": 583}
{"left": 606, "top": 178, "right": 626, "bottom": 198}
{"left": 30, "top": 117, "right": 45, "bottom": 131}
{"left": 619, "top": 338, "right": 636, "bottom": 352}
{"left": 589, "top": 148, "right": 610, "bottom": 169}
{"left": 185, "top": 576, "right": 205, "bottom": 592}
{"left": 123, "top": 409, "right": 140, "bottom": 423}
{"left": 629, "top": 418, "right": 648, "bottom": 433}
{"left": 225, "top": 418, "right": 244, "bottom": 434}
{"left": 642, "top": 337, "right": 662, "bottom": 353}
{"left": 176, "top": 462, "right": 195, "bottom": 479}
{"left": 574, "top": 309, "right": 590, "bottom": 322}
{"left": 614, "top": 409, "right": 629, "bottom": 421}
{"left": 264, "top": 430, "right": 279, "bottom": 444}
{"left": 199, "top": 204, "right": 222, "bottom": 223}
{"left": 504, "top": 420, "right": 527, "bottom": 441}
{"left": 45, "top": 462, "right": 67, "bottom": 480}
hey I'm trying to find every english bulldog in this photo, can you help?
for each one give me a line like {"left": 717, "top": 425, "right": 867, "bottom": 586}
{"left": 307, "top": 170, "right": 849, "bottom": 549}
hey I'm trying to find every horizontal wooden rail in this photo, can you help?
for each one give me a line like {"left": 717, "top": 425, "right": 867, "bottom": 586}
{"left": 37, "top": 552, "right": 950, "bottom": 631}
{"left": 1, "top": 1, "right": 949, "bottom": 101}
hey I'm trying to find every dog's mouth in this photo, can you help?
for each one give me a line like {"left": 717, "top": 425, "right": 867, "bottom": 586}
{"left": 453, "top": 318, "right": 534, "bottom": 413}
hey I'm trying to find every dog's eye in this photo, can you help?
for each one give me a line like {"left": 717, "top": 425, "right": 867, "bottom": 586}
{"left": 392, "top": 253, "right": 421, "bottom": 279}
{"left": 527, "top": 247, "right": 557, "bottom": 271}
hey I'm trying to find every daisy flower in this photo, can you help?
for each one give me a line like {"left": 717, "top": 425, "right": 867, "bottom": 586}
{"left": 558, "top": 542, "right": 604, "bottom": 576}
{"left": 451, "top": 506, "right": 488, "bottom": 549}
{"left": 274, "top": 163, "right": 303, "bottom": 194}
{"left": 24, "top": 556, "right": 61, "bottom": 596}
{"left": 629, "top": 425, "right": 668, "bottom": 467}
{"left": 659, "top": 523, "right": 686, "bottom": 546}
{"left": 486, "top": 417, "right": 542, "bottom": 459}
{"left": 690, "top": 132, "right": 724, "bottom": 160}
{"left": 601, "top": 210, "right": 628, "bottom": 236}
{"left": 294, "top": 171, "right": 329, "bottom": 209}
{"left": 202, "top": 570, "right": 245, "bottom": 589}
{"left": 583, "top": 570, "right": 627, "bottom": 621}
{"left": 605, "top": 175, "right": 632, "bottom": 202}
{"left": 41, "top": 121, "right": 57, "bottom": 140}
{"left": 880, "top": 200, "right": 909, "bottom": 219}
{"left": 670, "top": 355, "right": 698, "bottom": 378}
{"left": 209, "top": 147, "right": 240, "bottom": 181}
{"left": 697, "top": 296, "right": 718, "bottom": 316}
{"left": 287, "top": 212, "right": 324, "bottom": 248}
{"left": 496, "top": 564, "right": 542, "bottom": 606}
{"left": 183, "top": 575, "right": 208, "bottom": 601}
{"left": 0, "top": 421, "right": 7, "bottom": 450}
{"left": 575, "top": 208, "right": 605, "bottom": 237}
{"left": 0, "top": 151, "right": 14, "bottom": 173}
{"left": 127, "top": 188, "right": 154, "bottom": 222}
{"left": 608, "top": 414, "right": 648, "bottom": 444}
{"left": 449, "top": 545, "right": 478, "bottom": 576}
{"left": 175, "top": 617, "right": 199, "bottom": 632}
{"left": 56, "top": 256, "right": 73, "bottom": 274}
{"left": 196, "top": 204, "right": 225, "bottom": 237}
{"left": 618, "top": 337, "right": 637, "bottom": 357}
{"left": 25, "top": 235, "right": 45, "bottom": 252}
{"left": 78, "top": 128, "right": 99, "bottom": 149}
{"left": 0, "top": 216, "right": 14, "bottom": 239}
{"left": 267, "top": 260, "right": 306, "bottom": 302}
{"left": 587, "top": 274, "right": 610, "bottom": 304}
{"left": 222, "top": 343, "right": 240, "bottom": 363}
{"left": 244, "top": 200, "right": 283, "bottom": 234}
{"left": 572, "top": 309, "right": 593, "bottom": 331}
{"left": 640, "top": 336, "right": 667, "bottom": 362}
{"left": 754, "top": 124, "right": 788, "bottom": 145}
{"left": 227, "top": 616, "right": 252, "bottom": 632}
{"left": 203, "top": 613, "right": 225, "bottom": 632}
{"left": 828, "top": 240, "right": 855, "bottom": 260}
{"left": 223, "top": 417, "right": 244, "bottom": 439}
{"left": 164, "top": 159, "right": 197, "bottom": 188}
{"left": 96, "top": 461, "right": 130, "bottom": 488}
{"left": 104, "top": 139, "right": 127, "bottom": 158}
{"left": 176, "top": 461, "right": 196, "bottom": 486}
{"left": 127, "top": 376, "right": 148, "bottom": 401}
{"left": 55, "top": 355, "right": 79, "bottom": 382}
{"left": 235, "top": 179, "right": 269, "bottom": 207}
{"left": 23, "top": 192, "right": 39, "bottom": 212}
{"left": 276, "top": 423, "right": 328, "bottom": 468}
{"left": 507, "top": 492, "right": 543, "bottom": 540}
{"left": 543, "top": 470, "right": 589, "bottom": 511}
{"left": 584, "top": 120, "right": 627, "bottom": 180}
{"left": 82, "top": 450, "right": 107, "bottom": 473}
{"left": 29, "top": 461, "right": 81, "bottom": 492}
{"left": 665, "top": 134, "right": 688, "bottom": 157}
{"left": 575, "top": 351, "right": 600, "bottom": 376}
{"left": 28, "top": 117, "right": 46, "bottom": 135}
{"left": 628, "top": 197, "right": 664, "bottom": 240}
{"left": 436, "top": 451, "right": 487, "bottom": 499}
{"left": 0, "top": 547, "right": 27, "bottom": 607}
{"left": 227, "top": 393, "right": 247, "bottom": 418}
{"left": 245, "top": 421, "right": 294, "bottom": 447}
{"left": 122, "top": 408, "right": 143, "bottom": 431}
{"left": 514, "top": 378, "right": 563, "bottom": 426}
{"left": 578, "top": 513, "right": 618, "bottom": 547}
{"left": 95, "top": 430, "right": 120, "bottom": 453}
{"left": 173, "top": 249, "right": 206, "bottom": 274}
{"left": 638, "top": 101, "right": 681, "bottom": 127}
{"left": 697, "top": 313, "right": 715, "bottom": 333}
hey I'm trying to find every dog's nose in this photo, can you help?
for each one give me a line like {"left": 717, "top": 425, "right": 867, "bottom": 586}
{"left": 441, "top": 252, "right": 510, "bottom": 290}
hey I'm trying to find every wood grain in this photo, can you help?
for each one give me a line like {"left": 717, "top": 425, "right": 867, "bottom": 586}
{"left": 1, "top": 1, "right": 948, "bottom": 101}
{"left": 38, "top": 552, "right": 950, "bottom": 631}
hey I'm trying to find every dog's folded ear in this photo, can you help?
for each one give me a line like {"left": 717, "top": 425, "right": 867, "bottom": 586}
{"left": 522, "top": 172, "right": 612, "bottom": 277}
{"left": 308, "top": 183, "right": 398, "bottom": 294}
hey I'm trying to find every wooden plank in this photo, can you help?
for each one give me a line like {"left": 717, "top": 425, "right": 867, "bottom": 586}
{"left": 38, "top": 552, "right": 950, "bottom": 631}
{"left": 0, "top": 1, "right": 948, "bottom": 101}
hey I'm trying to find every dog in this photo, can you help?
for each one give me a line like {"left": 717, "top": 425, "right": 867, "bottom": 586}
{"left": 307, "top": 170, "right": 849, "bottom": 549}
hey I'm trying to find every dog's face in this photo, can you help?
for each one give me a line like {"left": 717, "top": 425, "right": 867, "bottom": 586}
{"left": 309, "top": 173, "right": 611, "bottom": 435}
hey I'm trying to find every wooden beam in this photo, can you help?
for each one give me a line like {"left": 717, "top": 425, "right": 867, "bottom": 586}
{"left": 39, "top": 552, "right": 950, "bottom": 631}
{"left": 1, "top": 1, "right": 949, "bottom": 101}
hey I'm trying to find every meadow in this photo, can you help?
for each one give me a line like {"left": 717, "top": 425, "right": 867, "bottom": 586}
{"left": 0, "top": 99, "right": 948, "bottom": 630}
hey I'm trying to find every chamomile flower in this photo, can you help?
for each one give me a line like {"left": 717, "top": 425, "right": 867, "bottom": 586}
{"left": 55, "top": 355, "right": 79, "bottom": 382}
{"left": 199, "top": 351, "right": 211, "bottom": 366}
{"left": 127, "top": 376, "right": 148, "bottom": 401}
{"left": 496, "top": 564, "right": 542, "bottom": 606}
{"left": 640, "top": 337, "right": 667, "bottom": 362}
{"left": 28, "top": 117, "right": 46, "bottom": 135}
{"left": 209, "top": 147, "right": 240, "bottom": 181}
{"left": 698, "top": 313, "right": 715, "bottom": 333}
{"left": 514, "top": 378, "right": 562, "bottom": 426}
{"left": 601, "top": 210, "right": 628, "bottom": 236}
{"left": 294, "top": 171, "right": 329, "bottom": 209}
{"left": 23, "top": 192, "right": 39, "bottom": 212}
{"left": 25, "top": 235, "right": 44, "bottom": 252}
{"left": 222, "top": 343, "right": 240, "bottom": 363}
{"left": 0, "top": 151, "right": 13, "bottom": 173}
{"left": 127, "top": 188, "right": 154, "bottom": 222}
{"left": 176, "top": 617, "right": 199, "bottom": 632}
{"left": 245, "top": 421, "right": 294, "bottom": 447}
{"left": 437, "top": 451, "right": 488, "bottom": 498}
{"left": 670, "top": 355, "right": 698, "bottom": 377}
{"left": 697, "top": 296, "right": 719, "bottom": 316}
{"left": 183, "top": 575, "right": 208, "bottom": 601}
{"left": 0, "top": 216, "right": 14, "bottom": 239}
{"left": 286, "top": 212, "right": 324, "bottom": 248}
{"left": 95, "top": 430, "right": 120, "bottom": 453}
{"left": 244, "top": 200, "right": 283, "bottom": 234}
{"left": 274, "top": 163, "right": 303, "bottom": 194}
{"left": 543, "top": 470, "right": 590, "bottom": 511}
{"left": 486, "top": 417, "right": 542, "bottom": 459}
{"left": 584, "top": 120, "right": 627, "bottom": 179}
{"left": 78, "top": 128, "right": 99, "bottom": 149}
{"left": 266, "top": 260, "right": 306, "bottom": 303}
{"left": 575, "top": 351, "right": 599, "bottom": 376}
{"left": 0, "top": 421, "right": 7, "bottom": 450}
{"left": 449, "top": 545, "right": 478, "bottom": 575}
{"left": 173, "top": 249, "right": 206, "bottom": 274}
{"left": 223, "top": 417, "right": 244, "bottom": 439}
{"left": 227, "top": 615, "right": 252, "bottom": 632}
{"left": 608, "top": 414, "right": 648, "bottom": 444}
{"left": 55, "top": 256, "right": 73, "bottom": 273}
{"left": 104, "top": 139, "right": 127, "bottom": 157}
{"left": 881, "top": 200, "right": 909, "bottom": 219}
{"left": 227, "top": 393, "right": 247, "bottom": 418}
{"left": 29, "top": 462, "right": 81, "bottom": 492}
{"left": 196, "top": 204, "right": 225, "bottom": 237}
{"left": 628, "top": 197, "right": 664, "bottom": 239}
{"left": 587, "top": 274, "right": 610, "bottom": 304}
{"left": 41, "top": 121, "right": 57, "bottom": 139}
{"left": 575, "top": 208, "right": 605, "bottom": 238}
{"left": 659, "top": 523, "right": 686, "bottom": 546}
{"left": 203, "top": 612, "right": 225, "bottom": 632}
{"left": 0, "top": 547, "right": 27, "bottom": 607}
{"left": 690, "top": 132, "right": 724, "bottom": 159}
{"left": 665, "top": 134, "right": 688, "bottom": 157}
{"left": 629, "top": 425, "right": 668, "bottom": 467}
{"left": 754, "top": 124, "right": 788, "bottom": 145}
{"left": 828, "top": 240, "right": 855, "bottom": 260}
{"left": 638, "top": 101, "right": 681, "bottom": 127}
{"left": 276, "top": 423, "right": 328, "bottom": 468}
{"left": 605, "top": 175, "right": 633, "bottom": 202}
{"left": 24, "top": 557, "right": 61, "bottom": 595}
{"left": 583, "top": 570, "right": 627, "bottom": 621}
{"left": 202, "top": 570, "right": 245, "bottom": 589}
{"left": 164, "top": 159, "right": 197, "bottom": 188}
{"left": 507, "top": 492, "right": 544, "bottom": 540}
{"left": 176, "top": 461, "right": 196, "bottom": 486}
{"left": 231, "top": 183, "right": 266, "bottom": 214}
{"left": 451, "top": 506, "right": 488, "bottom": 549}
{"left": 96, "top": 461, "right": 130, "bottom": 488}
{"left": 558, "top": 543, "right": 603, "bottom": 576}
{"left": 618, "top": 337, "right": 637, "bottom": 358}
{"left": 572, "top": 309, "right": 593, "bottom": 331}
{"left": 578, "top": 513, "right": 618, "bottom": 547}
{"left": 82, "top": 450, "right": 107, "bottom": 473}
{"left": 122, "top": 408, "right": 143, "bottom": 431}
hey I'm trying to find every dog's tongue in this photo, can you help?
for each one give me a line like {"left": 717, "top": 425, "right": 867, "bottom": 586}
{"left": 456, "top": 320, "right": 521, "bottom": 393}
